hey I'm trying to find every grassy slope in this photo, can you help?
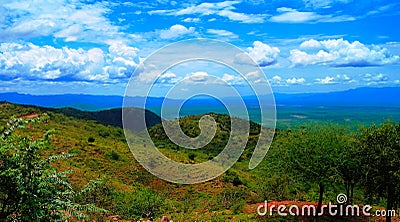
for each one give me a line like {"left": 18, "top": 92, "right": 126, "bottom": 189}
{"left": 1, "top": 102, "right": 393, "bottom": 221}
{"left": 1, "top": 102, "right": 269, "bottom": 221}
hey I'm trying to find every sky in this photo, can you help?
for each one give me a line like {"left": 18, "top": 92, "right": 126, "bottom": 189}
{"left": 0, "top": 0, "right": 399, "bottom": 96}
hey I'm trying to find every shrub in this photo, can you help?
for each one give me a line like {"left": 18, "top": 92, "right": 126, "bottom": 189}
{"left": 0, "top": 117, "right": 105, "bottom": 221}
{"left": 106, "top": 150, "right": 120, "bottom": 161}
{"left": 114, "top": 187, "right": 164, "bottom": 220}
{"left": 88, "top": 136, "right": 95, "bottom": 143}
{"left": 98, "top": 129, "right": 110, "bottom": 138}
{"left": 188, "top": 153, "right": 196, "bottom": 161}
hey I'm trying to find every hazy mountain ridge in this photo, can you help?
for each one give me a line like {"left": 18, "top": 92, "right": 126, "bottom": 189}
{"left": 2, "top": 87, "right": 399, "bottom": 112}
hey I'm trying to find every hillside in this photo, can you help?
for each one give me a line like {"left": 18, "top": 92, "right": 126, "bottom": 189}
{"left": 0, "top": 102, "right": 398, "bottom": 221}
{"left": 0, "top": 102, "right": 162, "bottom": 132}
{"left": 0, "top": 102, "right": 277, "bottom": 221}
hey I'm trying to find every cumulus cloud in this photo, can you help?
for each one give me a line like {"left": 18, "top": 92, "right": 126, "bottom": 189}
{"left": 0, "top": 42, "right": 140, "bottom": 82}
{"left": 149, "top": 1, "right": 265, "bottom": 23}
{"left": 269, "top": 75, "right": 285, "bottom": 86}
{"left": 290, "top": 38, "right": 400, "bottom": 67}
{"left": 286, "top": 77, "right": 306, "bottom": 84}
{"left": 235, "top": 41, "right": 280, "bottom": 67}
{"left": 104, "top": 42, "right": 140, "bottom": 78}
{"left": 159, "top": 24, "right": 195, "bottom": 39}
{"left": 0, "top": 0, "right": 121, "bottom": 44}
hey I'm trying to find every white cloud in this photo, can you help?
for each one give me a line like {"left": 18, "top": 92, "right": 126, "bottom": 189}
{"left": 302, "top": 0, "right": 352, "bottom": 9}
{"left": 314, "top": 74, "right": 355, "bottom": 85}
{"left": 207, "top": 29, "right": 238, "bottom": 39}
{"left": 336, "top": 74, "right": 356, "bottom": 83}
{"left": 159, "top": 24, "right": 195, "bottom": 39}
{"left": 362, "top": 73, "right": 389, "bottom": 85}
{"left": 286, "top": 77, "right": 306, "bottom": 84}
{"left": 187, "top": 71, "right": 209, "bottom": 82}
{"left": 270, "top": 7, "right": 355, "bottom": 23}
{"left": 315, "top": 76, "right": 335, "bottom": 84}
{"left": 104, "top": 42, "right": 140, "bottom": 78}
{"left": 156, "top": 71, "right": 179, "bottom": 84}
{"left": 272, "top": 75, "right": 282, "bottom": 82}
{"left": 182, "top": 17, "right": 201, "bottom": 22}
{"left": 269, "top": 75, "right": 285, "bottom": 86}
{"left": 290, "top": 38, "right": 400, "bottom": 67}
{"left": 149, "top": 1, "right": 265, "bottom": 23}
{"left": 221, "top": 73, "right": 235, "bottom": 82}
{"left": 221, "top": 73, "right": 245, "bottom": 85}
{"left": 300, "top": 39, "right": 322, "bottom": 48}
{"left": 1, "top": 0, "right": 121, "bottom": 44}
{"left": 0, "top": 42, "right": 140, "bottom": 82}
{"left": 246, "top": 71, "right": 261, "bottom": 79}
{"left": 245, "top": 41, "right": 280, "bottom": 67}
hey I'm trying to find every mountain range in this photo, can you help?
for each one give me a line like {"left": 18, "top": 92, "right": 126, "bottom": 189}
{"left": 1, "top": 87, "right": 399, "bottom": 112}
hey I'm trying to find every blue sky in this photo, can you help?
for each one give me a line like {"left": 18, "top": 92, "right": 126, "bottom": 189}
{"left": 0, "top": 0, "right": 399, "bottom": 96}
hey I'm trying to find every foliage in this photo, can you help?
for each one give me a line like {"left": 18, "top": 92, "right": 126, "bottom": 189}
{"left": 280, "top": 123, "right": 353, "bottom": 212}
{"left": 1, "top": 102, "right": 400, "bottom": 221}
{"left": 113, "top": 187, "right": 164, "bottom": 220}
{"left": 357, "top": 120, "right": 400, "bottom": 222}
{"left": 0, "top": 117, "right": 105, "bottom": 221}
{"left": 87, "top": 136, "right": 95, "bottom": 143}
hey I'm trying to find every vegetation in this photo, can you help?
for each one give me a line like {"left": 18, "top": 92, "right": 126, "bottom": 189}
{"left": 0, "top": 102, "right": 399, "bottom": 221}
{"left": 0, "top": 116, "right": 105, "bottom": 221}
{"left": 357, "top": 121, "right": 400, "bottom": 222}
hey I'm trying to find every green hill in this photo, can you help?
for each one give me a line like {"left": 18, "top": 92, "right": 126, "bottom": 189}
{"left": 1, "top": 102, "right": 273, "bottom": 221}
{"left": 0, "top": 102, "right": 162, "bottom": 132}
{"left": 0, "top": 102, "right": 398, "bottom": 221}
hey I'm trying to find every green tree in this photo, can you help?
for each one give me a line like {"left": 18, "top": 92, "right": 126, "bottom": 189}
{"left": 282, "top": 124, "right": 347, "bottom": 214}
{"left": 358, "top": 120, "right": 400, "bottom": 222}
{"left": 0, "top": 117, "right": 105, "bottom": 221}
{"left": 334, "top": 131, "right": 362, "bottom": 205}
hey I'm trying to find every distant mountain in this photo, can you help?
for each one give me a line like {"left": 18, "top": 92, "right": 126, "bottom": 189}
{"left": 1, "top": 87, "right": 399, "bottom": 113}
{"left": 0, "top": 92, "right": 123, "bottom": 111}
{"left": 273, "top": 87, "right": 400, "bottom": 106}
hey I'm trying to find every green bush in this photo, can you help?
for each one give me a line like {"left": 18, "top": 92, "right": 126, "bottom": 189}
{"left": 88, "top": 136, "right": 95, "bottom": 143}
{"left": 106, "top": 150, "right": 120, "bottom": 161}
{"left": 0, "top": 117, "right": 105, "bottom": 221}
{"left": 98, "top": 129, "right": 110, "bottom": 138}
{"left": 188, "top": 153, "right": 196, "bottom": 161}
{"left": 218, "top": 187, "right": 247, "bottom": 213}
{"left": 114, "top": 187, "right": 164, "bottom": 220}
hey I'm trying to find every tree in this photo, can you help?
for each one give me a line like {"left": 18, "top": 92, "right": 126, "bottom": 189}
{"left": 0, "top": 116, "right": 105, "bottom": 221}
{"left": 282, "top": 123, "right": 347, "bottom": 214}
{"left": 335, "top": 132, "right": 362, "bottom": 205}
{"left": 358, "top": 120, "right": 400, "bottom": 222}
